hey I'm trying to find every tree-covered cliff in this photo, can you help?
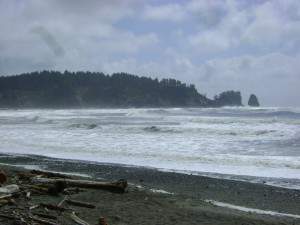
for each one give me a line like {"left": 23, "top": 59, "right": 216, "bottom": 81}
{"left": 0, "top": 71, "right": 243, "bottom": 108}
{"left": 213, "top": 91, "right": 243, "bottom": 107}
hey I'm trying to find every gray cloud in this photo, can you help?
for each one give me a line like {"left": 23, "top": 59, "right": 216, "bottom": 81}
{"left": 31, "top": 26, "right": 65, "bottom": 57}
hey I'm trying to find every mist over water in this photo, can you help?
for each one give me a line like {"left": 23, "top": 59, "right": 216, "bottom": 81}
{"left": 0, "top": 107, "right": 300, "bottom": 187}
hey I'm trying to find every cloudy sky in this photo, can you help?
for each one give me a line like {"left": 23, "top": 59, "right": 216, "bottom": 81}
{"left": 0, "top": 0, "right": 300, "bottom": 106}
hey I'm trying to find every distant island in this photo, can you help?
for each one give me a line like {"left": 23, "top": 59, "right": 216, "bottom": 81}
{"left": 0, "top": 71, "right": 246, "bottom": 108}
{"left": 248, "top": 94, "right": 260, "bottom": 107}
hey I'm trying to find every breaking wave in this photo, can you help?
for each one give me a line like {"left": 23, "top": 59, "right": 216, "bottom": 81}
{"left": 142, "top": 107, "right": 300, "bottom": 119}
{"left": 69, "top": 123, "right": 98, "bottom": 129}
{"left": 0, "top": 106, "right": 300, "bottom": 186}
{"left": 142, "top": 126, "right": 181, "bottom": 133}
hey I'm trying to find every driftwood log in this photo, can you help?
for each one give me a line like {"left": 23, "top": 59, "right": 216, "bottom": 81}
{"left": 30, "top": 170, "right": 70, "bottom": 179}
{"left": 40, "top": 203, "right": 68, "bottom": 212}
{"left": 70, "top": 212, "right": 90, "bottom": 225}
{"left": 29, "top": 215, "right": 58, "bottom": 225}
{"left": 66, "top": 199, "right": 96, "bottom": 209}
{"left": 57, "top": 196, "right": 68, "bottom": 207}
{"left": 0, "top": 213, "right": 15, "bottom": 220}
{"left": 31, "top": 177, "right": 127, "bottom": 193}
{"left": 0, "top": 194, "right": 13, "bottom": 200}
{"left": 32, "top": 212, "right": 57, "bottom": 220}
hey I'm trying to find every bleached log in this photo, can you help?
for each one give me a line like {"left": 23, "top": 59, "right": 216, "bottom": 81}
{"left": 32, "top": 212, "right": 57, "bottom": 220}
{"left": 70, "top": 212, "right": 90, "bottom": 225}
{"left": 66, "top": 199, "right": 95, "bottom": 209}
{"left": 0, "top": 194, "right": 12, "bottom": 200}
{"left": 29, "top": 215, "right": 58, "bottom": 225}
{"left": 30, "top": 170, "right": 70, "bottom": 178}
{"left": 32, "top": 177, "right": 127, "bottom": 193}
{"left": 40, "top": 203, "right": 68, "bottom": 212}
{"left": 57, "top": 196, "right": 68, "bottom": 207}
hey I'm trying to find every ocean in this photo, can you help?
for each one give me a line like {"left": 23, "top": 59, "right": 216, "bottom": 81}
{"left": 0, "top": 107, "right": 300, "bottom": 188}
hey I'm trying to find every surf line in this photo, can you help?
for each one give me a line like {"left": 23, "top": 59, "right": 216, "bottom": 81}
{"left": 205, "top": 200, "right": 300, "bottom": 219}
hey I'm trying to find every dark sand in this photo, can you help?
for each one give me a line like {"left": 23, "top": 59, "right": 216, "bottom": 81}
{"left": 0, "top": 153, "right": 300, "bottom": 225}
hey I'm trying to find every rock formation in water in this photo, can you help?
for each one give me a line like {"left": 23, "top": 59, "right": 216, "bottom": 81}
{"left": 248, "top": 94, "right": 260, "bottom": 107}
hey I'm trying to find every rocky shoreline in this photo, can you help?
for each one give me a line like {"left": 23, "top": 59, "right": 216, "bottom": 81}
{"left": 0, "top": 154, "right": 299, "bottom": 225}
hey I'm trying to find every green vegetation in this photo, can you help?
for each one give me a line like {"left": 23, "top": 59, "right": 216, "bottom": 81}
{"left": 213, "top": 91, "right": 242, "bottom": 107}
{"left": 0, "top": 71, "right": 243, "bottom": 108}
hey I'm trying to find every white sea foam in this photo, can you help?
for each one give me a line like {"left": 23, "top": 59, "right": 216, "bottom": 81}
{"left": 205, "top": 200, "right": 300, "bottom": 219}
{"left": 149, "top": 188, "right": 173, "bottom": 195}
{"left": 0, "top": 107, "right": 300, "bottom": 188}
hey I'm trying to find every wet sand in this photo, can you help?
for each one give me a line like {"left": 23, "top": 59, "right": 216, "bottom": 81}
{"left": 0, "top": 153, "right": 300, "bottom": 225}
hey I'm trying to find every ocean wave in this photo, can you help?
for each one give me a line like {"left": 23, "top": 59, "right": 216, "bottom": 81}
{"left": 69, "top": 123, "right": 98, "bottom": 129}
{"left": 143, "top": 126, "right": 181, "bottom": 133}
{"left": 144, "top": 109, "right": 171, "bottom": 115}
{"left": 255, "top": 130, "right": 276, "bottom": 135}
{"left": 143, "top": 126, "right": 160, "bottom": 132}
{"left": 1, "top": 107, "right": 300, "bottom": 183}
{"left": 178, "top": 107, "right": 300, "bottom": 119}
{"left": 253, "top": 110, "right": 300, "bottom": 119}
{"left": 28, "top": 116, "right": 40, "bottom": 122}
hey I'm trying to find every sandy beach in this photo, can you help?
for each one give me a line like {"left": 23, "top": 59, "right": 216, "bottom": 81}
{"left": 0, "top": 153, "right": 299, "bottom": 225}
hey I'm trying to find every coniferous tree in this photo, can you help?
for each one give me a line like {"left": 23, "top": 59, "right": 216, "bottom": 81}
{"left": 0, "top": 71, "right": 245, "bottom": 108}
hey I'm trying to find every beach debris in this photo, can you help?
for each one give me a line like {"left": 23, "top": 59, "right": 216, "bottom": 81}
{"left": 0, "top": 184, "right": 19, "bottom": 194}
{"left": 29, "top": 215, "right": 58, "bottom": 225}
{"left": 31, "top": 177, "right": 128, "bottom": 193}
{"left": 25, "top": 191, "right": 31, "bottom": 199}
{"left": 70, "top": 211, "right": 90, "bottom": 225}
{"left": 29, "top": 204, "right": 40, "bottom": 210}
{"left": 0, "top": 199, "right": 12, "bottom": 207}
{"left": 66, "top": 198, "right": 96, "bottom": 209}
{"left": 40, "top": 203, "right": 69, "bottom": 212}
{"left": 31, "top": 212, "right": 57, "bottom": 220}
{"left": 57, "top": 195, "right": 68, "bottom": 207}
{"left": 0, "top": 213, "right": 15, "bottom": 220}
{"left": 0, "top": 193, "right": 14, "bottom": 200}
{"left": 0, "top": 168, "right": 127, "bottom": 224}
{"left": 99, "top": 216, "right": 108, "bottom": 225}
{"left": 0, "top": 170, "right": 7, "bottom": 184}
{"left": 63, "top": 187, "right": 83, "bottom": 195}
{"left": 30, "top": 169, "right": 71, "bottom": 179}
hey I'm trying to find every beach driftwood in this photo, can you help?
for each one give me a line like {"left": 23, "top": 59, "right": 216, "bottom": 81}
{"left": 57, "top": 196, "right": 68, "bottom": 207}
{"left": 0, "top": 213, "right": 15, "bottom": 220}
{"left": 99, "top": 217, "right": 108, "bottom": 225}
{"left": 32, "top": 212, "right": 57, "bottom": 220}
{"left": 40, "top": 203, "right": 68, "bottom": 212}
{"left": 0, "top": 194, "right": 13, "bottom": 200}
{"left": 63, "top": 187, "right": 83, "bottom": 195}
{"left": 1, "top": 168, "right": 124, "bottom": 225}
{"left": 31, "top": 177, "right": 128, "bottom": 193}
{"left": 30, "top": 170, "right": 70, "bottom": 179}
{"left": 29, "top": 215, "right": 58, "bottom": 225}
{"left": 66, "top": 199, "right": 96, "bottom": 208}
{"left": 70, "top": 212, "right": 90, "bottom": 225}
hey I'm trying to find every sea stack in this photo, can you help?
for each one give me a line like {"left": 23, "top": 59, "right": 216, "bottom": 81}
{"left": 248, "top": 94, "right": 259, "bottom": 107}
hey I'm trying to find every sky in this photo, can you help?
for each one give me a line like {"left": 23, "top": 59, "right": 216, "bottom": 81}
{"left": 0, "top": 0, "right": 300, "bottom": 106}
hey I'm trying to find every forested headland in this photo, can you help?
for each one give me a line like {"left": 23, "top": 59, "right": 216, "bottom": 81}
{"left": 0, "top": 71, "right": 243, "bottom": 108}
